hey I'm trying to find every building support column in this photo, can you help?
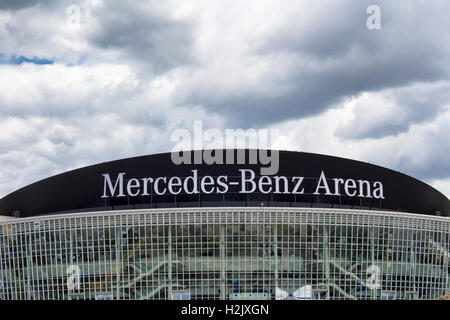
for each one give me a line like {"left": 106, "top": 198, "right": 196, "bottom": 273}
{"left": 369, "top": 229, "right": 377, "bottom": 299}
{"left": 323, "top": 227, "right": 330, "bottom": 298}
{"left": 168, "top": 225, "right": 173, "bottom": 300}
{"left": 447, "top": 222, "right": 450, "bottom": 294}
{"left": 220, "top": 224, "right": 226, "bottom": 300}
{"left": 26, "top": 233, "right": 33, "bottom": 300}
{"left": 0, "top": 233, "right": 5, "bottom": 300}
{"left": 69, "top": 230, "right": 74, "bottom": 264}
{"left": 273, "top": 222, "right": 279, "bottom": 293}
{"left": 447, "top": 269, "right": 450, "bottom": 294}
{"left": 410, "top": 236, "right": 417, "bottom": 299}
{"left": 115, "top": 229, "right": 121, "bottom": 300}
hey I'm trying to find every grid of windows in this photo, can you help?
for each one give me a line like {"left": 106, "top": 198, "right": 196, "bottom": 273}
{"left": 0, "top": 208, "right": 449, "bottom": 300}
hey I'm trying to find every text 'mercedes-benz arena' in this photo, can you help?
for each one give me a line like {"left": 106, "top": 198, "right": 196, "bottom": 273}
{"left": 0, "top": 150, "right": 448, "bottom": 300}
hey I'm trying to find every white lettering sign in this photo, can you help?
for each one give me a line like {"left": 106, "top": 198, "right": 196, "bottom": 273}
{"left": 101, "top": 170, "right": 385, "bottom": 199}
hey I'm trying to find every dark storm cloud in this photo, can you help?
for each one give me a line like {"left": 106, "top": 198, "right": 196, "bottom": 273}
{"left": 0, "top": 0, "right": 40, "bottom": 10}
{"left": 176, "top": 1, "right": 450, "bottom": 128}
{"left": 0, "top": 0, "right": 60, "bottom": 11}
{"left": 88, "top": 1, "right": 196, "bottom": 74}
{"left": 183, "top": 48, "right": 444, "bottom": 128}
{"left": 415, "top": 162, "right": 450, "bottom": 183}
{"left": 398, "top": 125, "right": 450, "bottom": 181}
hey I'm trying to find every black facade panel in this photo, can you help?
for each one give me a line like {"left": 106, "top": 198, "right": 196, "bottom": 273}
{"left": 0, "top": 150, "right": 448, "bottom": 217}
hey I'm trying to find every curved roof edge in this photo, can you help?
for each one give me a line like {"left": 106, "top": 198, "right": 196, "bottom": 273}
{"left": 0, "top": 149, "right": 448, "bottom": 217}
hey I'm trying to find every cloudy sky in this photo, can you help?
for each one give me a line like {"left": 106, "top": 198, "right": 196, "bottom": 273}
{"left": 0, "top": 0, "right": 449, "bottom": 198}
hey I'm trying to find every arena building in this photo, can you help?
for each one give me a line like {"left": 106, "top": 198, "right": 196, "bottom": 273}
{"left": 0, "top": 150, "right": 448, "bottom": 300}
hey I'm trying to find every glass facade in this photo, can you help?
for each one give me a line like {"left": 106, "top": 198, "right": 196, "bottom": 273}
{"left": 0, "top": 208, "right": 449, "bottom": 300}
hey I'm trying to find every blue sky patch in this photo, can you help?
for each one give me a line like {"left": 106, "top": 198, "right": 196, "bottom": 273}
{"left": 0, "top": 53, "right": 53, "bottom": 65}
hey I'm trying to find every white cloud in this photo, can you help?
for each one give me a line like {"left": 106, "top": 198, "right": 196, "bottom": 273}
{"left": 0, "top": 62, "right": 221, "bottom": 196}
